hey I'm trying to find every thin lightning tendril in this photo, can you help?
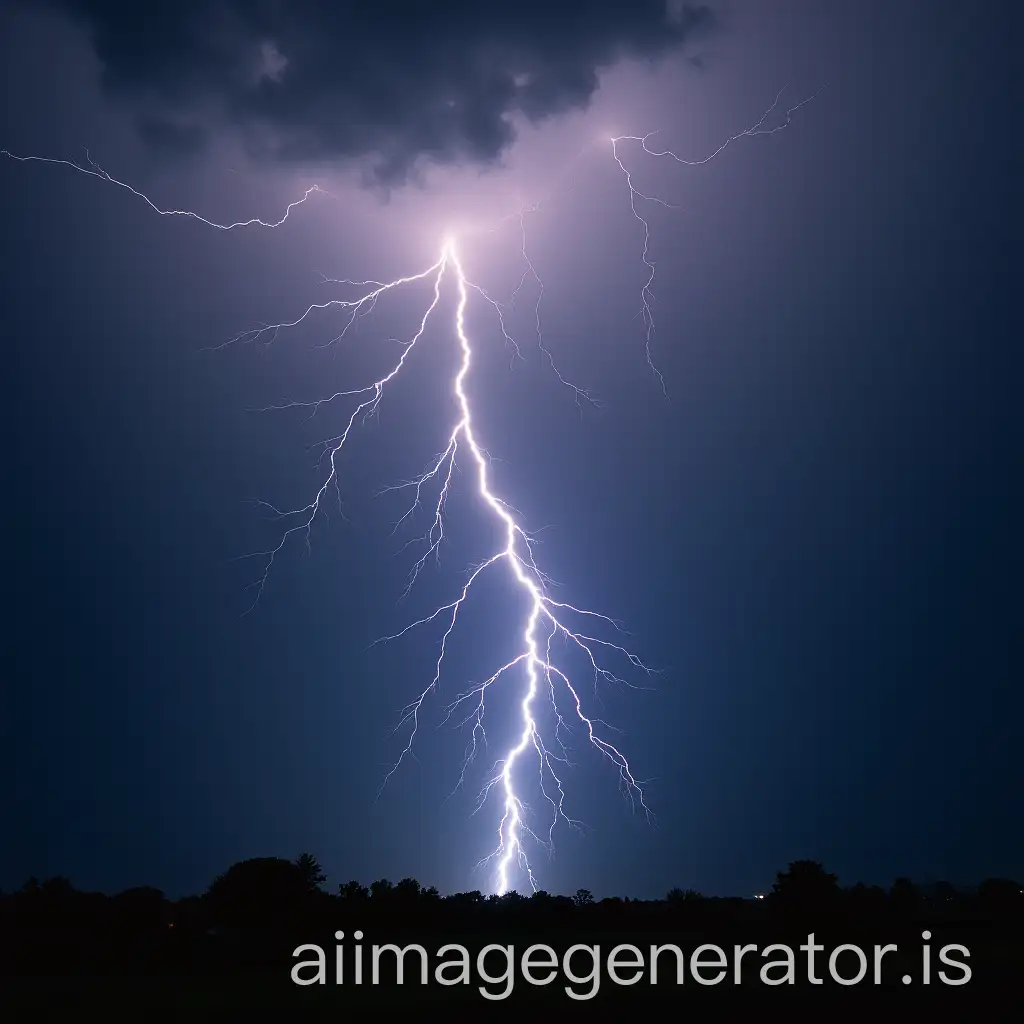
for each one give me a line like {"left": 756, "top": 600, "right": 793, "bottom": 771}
{"left": 609, "top": 85, "right": 823, "bottom": 392}
{"left": 3, "top": 86, "right": 816, "bottom": 895}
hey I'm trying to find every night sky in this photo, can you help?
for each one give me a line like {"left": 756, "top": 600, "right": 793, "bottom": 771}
{"left": 2, "top": 1, "right": 1018, "bottom": 901}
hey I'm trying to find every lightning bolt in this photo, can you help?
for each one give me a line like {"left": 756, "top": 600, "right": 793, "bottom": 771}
{"left": 232, "top": 234, "right": 655, "bottom": 897}
{"left": 3, "top": 85, "right": 817, "bottom": 895}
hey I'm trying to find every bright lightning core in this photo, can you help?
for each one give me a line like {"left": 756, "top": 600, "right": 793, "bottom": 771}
{"left": 241, "top": 232, "right": 656, "bottom": 898}
{"left": 3, "top": 85, "right": 817, "bottom": 896}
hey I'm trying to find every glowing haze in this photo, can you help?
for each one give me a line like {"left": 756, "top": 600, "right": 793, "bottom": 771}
{"left": 3, "top": 88, "right": 814, "bottom": 894}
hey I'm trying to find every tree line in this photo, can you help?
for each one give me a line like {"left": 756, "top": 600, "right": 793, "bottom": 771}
{"left": 4, "top": 855, "right": 1019, "bottom": 935}
{"left": 2, "top": 856, "right": 1020, "bottom": 1002}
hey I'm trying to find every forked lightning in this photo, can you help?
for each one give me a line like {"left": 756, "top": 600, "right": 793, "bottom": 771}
{"left": 3, "top": 86, "right": 815, "bottom": 894}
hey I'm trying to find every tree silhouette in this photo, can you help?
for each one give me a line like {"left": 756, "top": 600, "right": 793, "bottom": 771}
{"left": 666, "top": 887, "right": 703, "bottom": 903}
{"left": 771, "top": 860, "right": 840, "bottom": 912}
{"left": 394, "top": 877, "right": 421, "bottom": 903}
{"left": 338, "top": 880, "right": 369, "bottom": 903}
{"left": 369, "top": 878, "right": 393, "bottom": 901}
{"left": 446, "top": 890, "right": 484, "bottom": 910}
{"left": 847, "top": 881, "right": 888, "bottom": 916}
{"left": 294, "top": 853, "right": 327, "bottom": 892}
{"left": 206, "top": 857, "right": 312, "bottom": 929}
{"left": 494, "top": 891, "right": 527, "bottom": 906}
{"left": 40, "top": 877, "right": 75, "bottom": 899}
{"left": 890, "top": 876, "right": 920, "bottom": 915}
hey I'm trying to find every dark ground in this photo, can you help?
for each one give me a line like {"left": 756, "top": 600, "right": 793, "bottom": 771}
{"left": 2, "top": 857, "right": 1019, "bottom": 1014}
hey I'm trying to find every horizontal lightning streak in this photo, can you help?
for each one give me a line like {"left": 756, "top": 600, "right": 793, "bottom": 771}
{"left": 1, "top": 148, "right": 327, "bottom": 229}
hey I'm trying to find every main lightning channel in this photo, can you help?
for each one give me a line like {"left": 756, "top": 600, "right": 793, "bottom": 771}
{"left": 241, "top": 235, "right": 656, "bottom": 896}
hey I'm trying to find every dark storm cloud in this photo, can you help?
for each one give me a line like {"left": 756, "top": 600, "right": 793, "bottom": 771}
{"left": 45, "top": 0, "right": 714, "bottom": 183}
{"left": 136, "top": 115, "right": 209, "bottom": 159}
